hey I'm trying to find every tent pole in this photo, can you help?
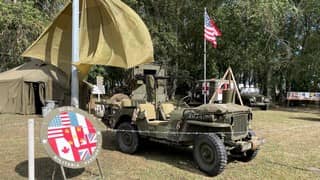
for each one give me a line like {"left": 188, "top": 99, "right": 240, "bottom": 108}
{"left": 71, "top": 0, "right": 80, "bottom": 108}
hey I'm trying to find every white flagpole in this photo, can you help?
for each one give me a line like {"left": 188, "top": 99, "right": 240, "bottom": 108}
{"left": 204, "top": 7, "right": 207, "bottom": 104}
{"left": 71, "top": 0, "right": 80, "bottom": 108}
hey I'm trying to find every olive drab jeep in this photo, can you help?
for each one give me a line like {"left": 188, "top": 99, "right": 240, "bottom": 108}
{"left": 102, "top": 69, "right": 264, "bottom": 176}
{"left": 240, "top": 86, "right": 271, "bottom": 110}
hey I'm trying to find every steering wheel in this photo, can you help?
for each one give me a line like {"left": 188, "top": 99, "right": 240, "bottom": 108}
{"left": 178, "top": 95, "right": 191, "bottom": 107}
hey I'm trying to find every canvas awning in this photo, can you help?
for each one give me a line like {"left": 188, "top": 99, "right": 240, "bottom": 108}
{"left": 22, "top": 0, "right": 154, "bottom": 79}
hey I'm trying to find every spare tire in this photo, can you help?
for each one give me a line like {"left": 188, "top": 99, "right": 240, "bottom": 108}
{"left": 110, "top": 93, "right": 130, "bottom": 104}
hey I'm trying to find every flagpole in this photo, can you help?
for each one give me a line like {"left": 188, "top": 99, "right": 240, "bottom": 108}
{"left": 204, "top": 7, "right": 207, "bottom": 104}
{"left": 71, "top": 0, "right": 80, "bottom": 108}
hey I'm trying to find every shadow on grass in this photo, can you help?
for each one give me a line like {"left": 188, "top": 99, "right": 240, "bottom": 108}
{"left": 101, "top": 131, "right": 243, "bottom": 177}
{"left": 102, "top": 130, "right": 117, "bottom": 151}
{"left": 15, "top": 157, "right": 84, "bottom": 179}
{"left": 102, "top": 131, "right": 206, "bottom": 175}
{"left": 272, "top": 106, "right": 320, "bottom": 114}
{"left": 136, "top": 141, "right": 203, "bottom": 175}
{"left": 265, "top": 159, "right": 312, "bottom": 172}
{"left": 290, "top": 117, "right": 320, "bottom": 122}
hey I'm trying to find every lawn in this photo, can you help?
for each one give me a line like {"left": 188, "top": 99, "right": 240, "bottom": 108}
{"left": 0, "top": 109, "right": 320, "bottom": 179}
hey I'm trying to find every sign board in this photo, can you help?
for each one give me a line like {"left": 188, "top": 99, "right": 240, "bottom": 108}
{"left": 40, "top": 107, "right": 103, "bottom": 168}
{"left": 93, "top": 76, "right": 105, "bottom": 95}
{"left": 96, "top": 76, "right": 104, "bottom": 86}
{"left": 287, "top": 92, "right": 320, "bottom": 101}
{"left": 91, "top": 85, "right": 105, "bottom": 95}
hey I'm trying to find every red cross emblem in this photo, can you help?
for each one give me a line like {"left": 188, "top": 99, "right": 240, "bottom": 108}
{"left": 202, "top": 82, "right": 210, "bottom": 95}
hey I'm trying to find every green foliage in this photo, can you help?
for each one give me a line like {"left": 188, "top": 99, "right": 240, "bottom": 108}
{"left": 87, "top": 65, "right": 129, "bottom": 89}
{"left": 214, "top": 0, "right": 320, "bottom": 97}
{"left": 1, "top": 0, "right": 320, "bottom": 100}
{"left": 0, "top": 1, "right": 49, "bottom": 71}
{"left": 32, "top": 0, "right": 67, "bottom": 17}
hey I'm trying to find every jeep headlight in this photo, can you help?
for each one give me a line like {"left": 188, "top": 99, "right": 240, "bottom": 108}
{"left": 248, "top": 112, "right": 253, "bottom": 121}
{"left": 229, "top": 117, "right": 234, "bottom": 125}
{"left": 249, "top": 97, "right": 256, "bottom": 102}
{"left": 264, "top": 98, "right": 270, "bottom": 103}
{"left": 204, "top": 114, "right": 216, "bottom": 122}
{"left": 221, "top": 115, "right": 232, "bottom": 124}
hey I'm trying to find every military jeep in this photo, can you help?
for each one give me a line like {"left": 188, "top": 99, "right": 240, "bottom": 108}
{"left": 240, "top": 87, "right": 271, "bottom": 110}
{"left": 102, "top": 75, "right": 263, "bottom": 176}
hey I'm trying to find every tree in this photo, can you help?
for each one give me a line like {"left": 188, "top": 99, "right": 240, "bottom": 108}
{"left": 0, "top": 1, "right": 50, "bottom": 71}
{"left": 2, "top": 0, "right": 320, "bottom": 102}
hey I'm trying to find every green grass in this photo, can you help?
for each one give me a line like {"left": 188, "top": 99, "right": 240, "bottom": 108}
{"left": 0, "top": 109, "right": 320, "bottom": 179}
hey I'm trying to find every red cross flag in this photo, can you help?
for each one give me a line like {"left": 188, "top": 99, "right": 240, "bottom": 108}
{"left": 202, "top": 82, "right": 210, "bottom": 95}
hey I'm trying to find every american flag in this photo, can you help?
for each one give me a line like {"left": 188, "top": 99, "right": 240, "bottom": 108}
{"left": 48, "top": 112, "right": 71, "bottom": 139}
{"left": 204, "top": 10, "right": 221, "bottom": 48}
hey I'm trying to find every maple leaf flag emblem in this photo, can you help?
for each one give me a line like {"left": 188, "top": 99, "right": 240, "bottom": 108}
{"left": 62, "top": 146, "right": 70, "bottom": 154}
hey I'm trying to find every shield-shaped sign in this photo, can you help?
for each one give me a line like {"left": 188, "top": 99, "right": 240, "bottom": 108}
{"left": 40, "top": 106, "right": 103, "bottom": 168}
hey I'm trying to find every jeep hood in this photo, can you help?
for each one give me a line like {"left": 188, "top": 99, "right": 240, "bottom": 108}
{"left": 195, "top": 103, "right": 251, "bottom": 114}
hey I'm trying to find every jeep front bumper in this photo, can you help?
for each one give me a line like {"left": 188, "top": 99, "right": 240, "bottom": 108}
{"left": 236, "top": 136, "right": 265, "bottom": 152}
{"left": 250, "top": 102, "right": 269, "bottom": 107}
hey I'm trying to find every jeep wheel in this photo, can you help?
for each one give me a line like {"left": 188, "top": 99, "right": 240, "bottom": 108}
{"left": 116, "top": 122, "right": 139, "bottom": 154}
{"left": 239, "top": 149, "right": 259, "bottom": 162}
{"left": 261, "top": 105, "right": 269, "bottom": 110}
{"left": 193, "top": 134, "right": 227, "bottom": 176}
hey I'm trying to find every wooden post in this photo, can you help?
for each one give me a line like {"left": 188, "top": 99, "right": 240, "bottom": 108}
{"left": 208, "top": 67, "right": 243, "bottom": 105}
{"left": 28, "top": 119, "right": 35, "bottom": 180}
{"left": 229, "top": 68, "right": 243, "bottom": 106}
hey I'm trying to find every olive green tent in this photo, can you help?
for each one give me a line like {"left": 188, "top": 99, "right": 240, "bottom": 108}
{"left": 22, "top": 0, "right": 154, "bottom": 78}
{"left": 0, "top": 60, "right": 69, "bottom": 114}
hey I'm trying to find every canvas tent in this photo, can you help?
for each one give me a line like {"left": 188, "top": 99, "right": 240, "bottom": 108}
{"left": 22, "top": 0, "right": 154, "bottom": 78}
{"left": 0, "top": 60, "right": 69, "bottom": 114}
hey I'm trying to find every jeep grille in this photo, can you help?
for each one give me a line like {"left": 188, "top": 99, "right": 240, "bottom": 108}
{"left": 232, "top": 113, "right": 248, "bottom": 139}
{"left": 256, "top": 96, "right": 262, "bottom": 102}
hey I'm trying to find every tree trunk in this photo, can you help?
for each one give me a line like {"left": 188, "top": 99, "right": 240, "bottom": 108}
{"left": 170, "top": 62, "right": 178, "bottom": 100}
{"left": 266, "top": 67, "right": 272, "bottom": 97}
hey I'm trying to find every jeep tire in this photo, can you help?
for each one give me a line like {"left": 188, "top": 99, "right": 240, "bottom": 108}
{"left": 261, "top": 104, "right": 269, "bottom": 110}
{"left": 193, "top": 134, "right": 227, "bottom": 176}
{"left": 116, "top": 122, "right": 139, "bottom": 154}
{"left": 239, "top": 149, "right": 259, "bottom": 162}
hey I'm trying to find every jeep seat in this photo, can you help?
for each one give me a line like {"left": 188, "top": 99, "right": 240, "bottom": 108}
{"left": 138, "top": 103, "right": 156, "bottom": 121}
{"left": 121, "top": 99, "right": 132, "bottom": 107}
{"left": 138, "top": 103, "right": 169, "bottom": 126}
{"left": 160, "top": 103, "right": 175, "bottom": 120}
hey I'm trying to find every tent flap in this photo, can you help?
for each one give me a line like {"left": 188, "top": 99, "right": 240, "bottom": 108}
{"left": 22, "top": 0, "right": 154, "bottom": 78}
